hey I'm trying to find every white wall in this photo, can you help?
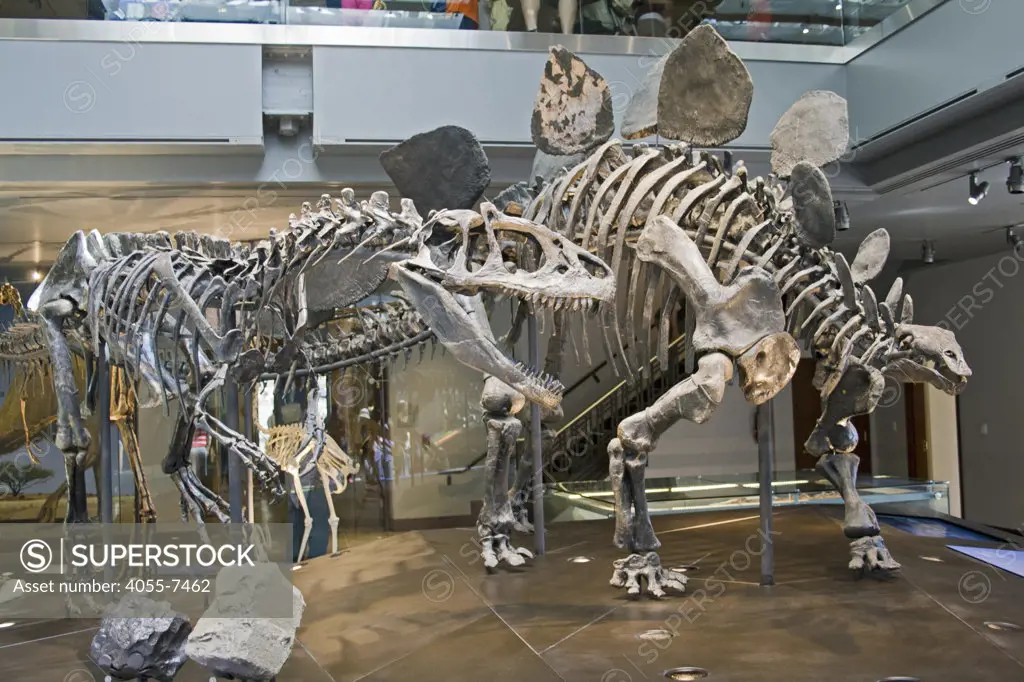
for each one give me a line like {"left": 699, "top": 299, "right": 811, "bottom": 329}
{"left": 924, "top": 386, "right": 962, "bottom": 518}
{"left": 902, "top": 249, "right": 1024, "bottom": 528}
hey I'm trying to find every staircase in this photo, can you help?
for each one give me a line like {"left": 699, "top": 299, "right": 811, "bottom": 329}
{"left": 545, "top": 331, "right": 689, "bottom": 483}
{"left": 449, "top": 315, "right": 691, "bottom": 485}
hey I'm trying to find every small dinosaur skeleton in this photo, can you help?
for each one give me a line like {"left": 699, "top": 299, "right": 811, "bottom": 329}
{"left": 420, "top": 25, "right": 970, "bottom": 592}
{"left": 256, "top": 386, "right": 359, "bottom": 561}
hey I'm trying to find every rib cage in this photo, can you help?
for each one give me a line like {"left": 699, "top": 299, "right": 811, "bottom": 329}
{"left": 519, "top": 140, "right": 900, "bottom": 381}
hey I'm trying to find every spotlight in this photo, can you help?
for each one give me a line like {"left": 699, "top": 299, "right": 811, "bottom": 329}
{"left": 1007, "top": 158, "right": 1024, "bottom": 194}
{"left": 1008, "top": 228, "right": 1022, "bottom": 250}
{"left": 968, "top": 172, "right": 990, "bottom": 205}
{"left": 29, "top": 269, "right": 42, "bottom": 282}
{"left": 833, "top": 201, "right": 850, "bottom": 231}
{"left": 921, "top": 240, "right": 935, "bottom": 264}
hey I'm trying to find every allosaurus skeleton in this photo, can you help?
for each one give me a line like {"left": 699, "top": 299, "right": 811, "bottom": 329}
{"left": 12, "top": 179, "right": 614, "bottom": 552}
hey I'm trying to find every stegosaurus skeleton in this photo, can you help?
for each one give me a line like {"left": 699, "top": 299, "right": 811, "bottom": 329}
{"left": 440, "top": 25, "right": 972, "bottom": 594}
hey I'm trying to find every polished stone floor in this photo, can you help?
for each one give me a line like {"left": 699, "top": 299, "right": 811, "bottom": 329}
{"left": 4, "top": 506, "right": 1024, "bottom": 681}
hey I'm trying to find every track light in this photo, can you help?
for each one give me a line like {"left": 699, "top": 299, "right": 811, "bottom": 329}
{"left": 921, "top": 240, "right": 935, "bottom": 264}
{"left": 833, "top": 201, "right": 850, "bottom": 231}
{"left": 968, "top": 172, "right": 990, "bottom": 205}
{"left": 1007, "top": 158, "right": 1024, "bottom": 194}
{"left": 1008, "top": 228, "right": 1022, "bottom": 250}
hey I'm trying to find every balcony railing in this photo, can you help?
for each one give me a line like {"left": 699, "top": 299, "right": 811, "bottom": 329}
{"left": 0, "top": 0, "right": 936, "bottom": 46}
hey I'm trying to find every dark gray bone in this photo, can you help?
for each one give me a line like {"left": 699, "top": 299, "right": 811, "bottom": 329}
{"left": 860, "top": 285, "right": 880, "bottom": 331}
{"left": 789, "top": 161, "right": 836, "bottom": 248}
{"left": 833, "top": 252, "right": 856, "bottom": 309}
{"left": 770, "top": 90, "right": 849, "bottom": 177}
{"left": 885, "top": 276, "right": 904, "bottom": 310}
{"left": 635, "top": 216, "right": 787, "bottom": 357}
{"left": 805, "top": 360, "right": 883, "bottom": 458}
{"left": 531, "top": 46, "right": 613, "bottom": 156}
{"left": 477, "top": 387, "right": 533, "bottom": 570}
{"left": 380, "top": 125, "right": 491, "bottom": 214}
{"left": 657, "top": 25, "right": 753, "bottom": 146}
{"left": 492, "top": 180, "right": 534, "bottom": 215}
{"left": 901, "top": 294, "right": 914, "bottom": 324}
{"left": 622, "top": 55, "right": 666, "bottom": 140}
{"left": 850, "top": 228, "right": 890, "bottom": 284}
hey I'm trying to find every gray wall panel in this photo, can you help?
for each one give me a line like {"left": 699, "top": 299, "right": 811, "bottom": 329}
{"left": 848, "top": 1, "right": 1024, "bottom": 141}
{"left": 0, "top": 41, "right": 263, "bottom": 142}
{"left": 313, "top": 46, "right": 845, "bottom": 147}
{"left": 900, "top": 251, "right": 1024, "bottom": 528}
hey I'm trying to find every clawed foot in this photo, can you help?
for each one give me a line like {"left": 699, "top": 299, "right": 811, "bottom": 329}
{"left": 610, "top": 552, "right": 687, "bottom": 598}
{"left": 849, "top": 536, "right": 901, "bottom": 573}
{"left": 481, "top": 533, "right": 533, "bottom": 570}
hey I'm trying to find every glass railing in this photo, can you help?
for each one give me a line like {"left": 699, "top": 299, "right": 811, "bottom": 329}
{"left": 547, "top": 470, "right": 952, "bottom": 522}
{"left": 0, "top": 0, "right": 927, "bottom": 46}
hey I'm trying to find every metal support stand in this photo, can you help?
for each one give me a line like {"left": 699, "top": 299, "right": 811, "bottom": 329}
{"left": 527, "top": 309, "right": 545, "bottom": 556}
{"left": 242, "top": 386, "right": 255, "bottom": 524}
{"left": 97, "top": 343, "right": 114, "bottom": 524}
{"left": 757, "top": 399, "right": 775, "bottom": 587}
{"left": 224, "top": 378, "right": 243, "bottom": 523}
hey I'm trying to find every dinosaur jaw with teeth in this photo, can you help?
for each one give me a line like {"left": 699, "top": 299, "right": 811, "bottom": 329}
{"left": 392, "top": 265, "right": 566, "bottom": 409}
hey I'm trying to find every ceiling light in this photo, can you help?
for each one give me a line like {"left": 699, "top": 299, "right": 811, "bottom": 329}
{"left": 921, "top": 240, "right": 935, "bottom": 264}
{"left": 801, "top": 25, "right": 810, "bottom": 34}
{"left": 834, "top": 201, "right": 850, "bottom": 231}
{"left": 968, "top": 172, "right": 990, "bottom": 205}
{"left": 29, "top": 270, "right": 42, "bottom": 282}
{"left": 1007, "top": 158, "right": 1024, "bottom": 194}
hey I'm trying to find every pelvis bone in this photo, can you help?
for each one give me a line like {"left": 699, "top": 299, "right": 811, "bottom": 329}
{"left": 635, "top": 215, "right": 799, "bottom": 404}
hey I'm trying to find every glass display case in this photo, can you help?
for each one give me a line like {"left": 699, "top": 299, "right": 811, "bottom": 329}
{"left": 547, "top": 470, "right": 952, "bottom": 522}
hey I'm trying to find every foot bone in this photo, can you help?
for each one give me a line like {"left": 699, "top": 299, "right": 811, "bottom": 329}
{"left": 610, "top": 552, "right": 687, "bottom": 598}
{"left": 480, "top": 533, "right": 533, "bottom": 569}
{"left": 849, "top": 535, "right": 901, "bottom": 573}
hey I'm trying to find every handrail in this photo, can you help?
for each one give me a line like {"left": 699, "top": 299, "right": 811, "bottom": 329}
{"left": 448, "top": 331, "right": 688, "bottom": 478}
{"left": 554, "top": 331, "right": 687, "bottom": 437}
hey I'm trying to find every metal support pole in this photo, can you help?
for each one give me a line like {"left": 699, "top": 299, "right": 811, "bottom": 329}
{"left": 96, "top": 343, "right": 114, "bottom": 524}
{"left": 757, "top": 399, "right": 775, "bottom": 587}
{"left": 242, "top": 386, "right": 254, "bottom": 524}
{"left": 224, "top": 377, "right": 243, "bottom": 523}
{"left": 527, "top": 309, "right": 545, "bottom": 556}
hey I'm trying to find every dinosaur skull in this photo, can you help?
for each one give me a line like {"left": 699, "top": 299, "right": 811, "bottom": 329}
{"left": 413, "top": 203, "right": 615, "bottom": 306}
{"left": 392, "top": 203, "right": 615, "bottom": 409}
{"left": 886, "top": 324, "right": 971, "bottom": 395}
